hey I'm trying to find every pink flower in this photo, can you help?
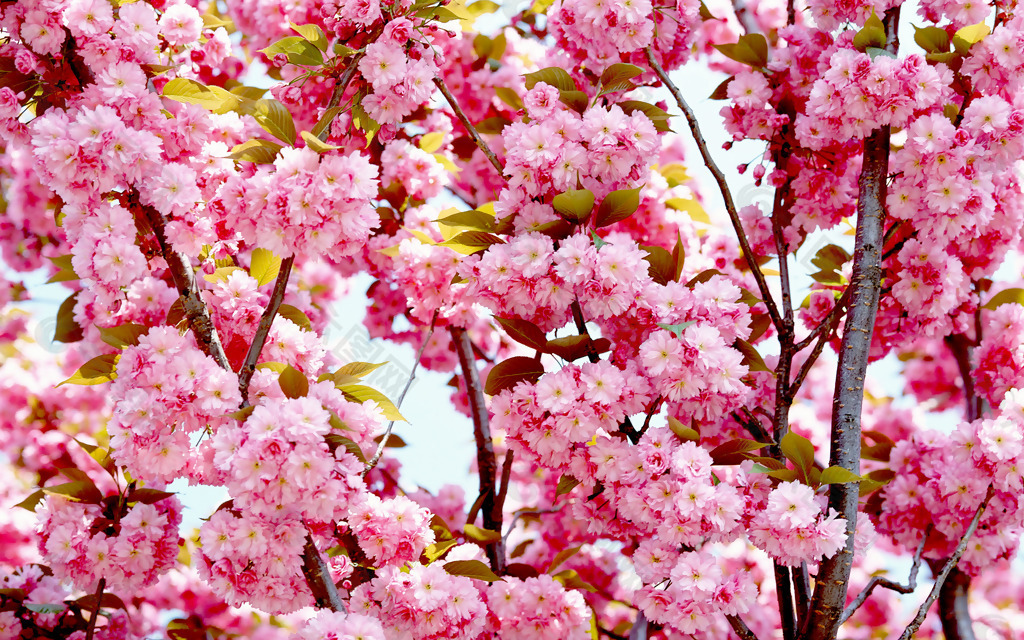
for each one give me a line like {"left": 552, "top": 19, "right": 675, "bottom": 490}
{"left": 159, "top": 3, "right": 203, "bottom": 46}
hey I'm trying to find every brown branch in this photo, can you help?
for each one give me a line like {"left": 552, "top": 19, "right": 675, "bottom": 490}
{"left": 317, "top": 53, "right": 365, "bottom": 142}
{"left": 794, "top": 286, "right": 851, "bottom": 352}
{"left": 804, "top": 12, "right": 898, "bottom": 638}
{"left": 731, "top": 0, "right": 761, "bottom": 35}
{"left": 300, "top": 530, "right": 347, "bottom": 612}
{"left": 451, "top": 325, "right": 505, "bottom": 573}
{"left": 644, "top": 47, "right": 783, "bottom": 334}
{"left": 434, "top": 76, "right": 505, "bottom": 177}
{"left": 728, "top": 614, "right": 761, "bottom": 640}
{"left": 84, "top": 577, "right": 105, "bottom": 640}
{"left": 945, "top": 333, "right": 981, "bottom": 422}
{"left": 237, "top": 255, "right": 294, "bottom": 403}
{"left": 841, "top": 525, "right": 930, "bottom": 624}
{"left": 364, "top": 311, "right": 440, "bottom": 474}
{"left": 628, "top": 611, "right": 648, "bottom": 640}
{"left": 138, "top": 202, "right": 231, "bottom": 370}
{"left": 898, "top": 486, "right": 994, "bottom": 640}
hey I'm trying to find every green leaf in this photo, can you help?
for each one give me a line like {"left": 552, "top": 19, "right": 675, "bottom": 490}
{"left": 58, "top": 354, "right": 118, "bottom": 387}
{"left": 443, "top": 559, "right": 502, "bottom": 582}
{"left": 666, "top": 197, "right": 710, "bottom": 223}
{"left": 74, "top": 592, "right": 127, "bottom": 612}
{"left": 289, "top": 22, "right": 328, "bottom": 51}
{"left": 335, "top": 361, "right": 387, "bottom": 379}
{"left": 984, "top": 288, "right": 1024, "bottom": 310}
{"left": 618, "top": 100, "right": 673, "bottom": 132}
{"left": 440, "top": 231, "right": 506, "bottom": 254}
{"left": 437, "top": 210, "right": 496, "bottom": 233}
{"left": 277, "top": 304, "right": 312, "bottom": 331}
{"left": 340, "top": 384, "right": 406, "bottom": 421}
{"left": 556, "top": 474, "right": 580, "bottom": 497}
{"left": 15, "top": 489, "right": 45, "bottom": 512}
{"left": 423, "top": 538, "right": 458, "bottom": 564}
{"left": 657, "top": 320, "right": 696, "bottom": 338}
{"left": 202, "top": 266, "right": 244, "bottom": 284}
{"left": 279, "top": 365, "right": 309, "bottom": 398}
{"left": 312, "top": 106, "right": 343, "bottom": 139}
{"left": 466, "top": 0, "right": 500, "bottom": 16}
{"left": 54, "top": 292, "right": 84, "bottom": 344}
{"left": 809, "top": 243, "right": 851, "bottom": 285}
{"left": 251, "top": 99, "right": 297, "bottom": 146}
{"left": 98, "top": 323, "right": 149, "bottom": 349}
{"left": 494, "top": 87, "right": 523, "bottom": 111}
{"left": 495, "top": 317, "right": 548, "bottom": 351}
{"left": 767, "top": 468, "right": 802, "bottom": 482}
{"left": 913, "top": 25, "right": 950, "bottom": 54}
{"left": 552, "top": 189, "right": 595, "bottom": 223}
{"left": 229, "top": 138, "right": 283, "bottom": 164}
{"left": 259, "top": 36, "right": 325, "bottom": 67}
{"left": 734, "top": 338, "right": 770, "bottom": 373}
{"left": 593, "top": 187, "right": 642, "bottom": 228}
{"left": 667, "top": 416, "right": 699, "bottom": 442}
{"left": 464, "top": 524, "right": 501, "bottom": 544}
{"left": 552, "top": 569, "right": 598, "bottom": 592}
{"left": 162, "top": 78, "right": 224, "bottom": 110}
{"left": 709, "top": 439, "right": 769, "bottom": 465}
{"left": 300, "top": 130, "right": 342, "bottom": 153}
{"left": 126, "top": 488, "right": 176, "bottom": 504}
{"left": 546, "top": 545, "right": 582, "bottom": 573}
{"left": 545, "top": 335, "right": 610, "bottom": 362}
{"left": 324, "top": 434, "right": 368, "bottom": 464}
{"left": 485, "top": 357, "right": 545, "bottom": 395}
{"left": 249, "top": 248, "right": 282, "bottom": 286}
{"left": 523, "top": 67, "right": 576, "bottom": 92}
{"left": 599, "top": 63, "right": 643, "bottom": 94}
{"left": 952, "top": 22, "right": 990, "bottom": 55}
{"left": 820, "top": 466, "right": 863, "bottom": 484}
{"left": 558, "top": 89, "right": 589, "bottom": 114}
{"left": 713, "top": 33, "right": 769, "bottom": 68}
{"left": 46, "top": 255, "right": 78, "bottom": 283}
{"left": 42, "top": 480, "right": 103, "bottom": 504}
{"left": 853, "top": 11, "right": 887, "bottom": 52}
{"left": 642, "top": 245, "right": 676, "bottom": 286}
{"left": 709, "top": 75, "right": 734, "bottom": 100}
{"left": 780, "top": 431, "right": 816, "bottom": 481}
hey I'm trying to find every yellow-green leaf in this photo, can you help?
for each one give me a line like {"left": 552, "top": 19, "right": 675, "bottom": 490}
{"left": 443, "top": 559, "right": 502, "bottom": 582}
{"left": 300, "top": 130, "right": 341, "bottom": 153}
{"left": 781, "top": 431, "right": 816, "bottom": 481}
{"left": 953, "top": 22, "right": 990, "bottom": 55}
{"left": 98, "top": 323, "right": 149, "bottom": 349}
{"left": 46, "top": 255, "right": 78, "bottom": 283}
{"left": 58, "top": 354, "right": 118, "bottom": 387}
{"left": 334, "top": 361, "right": 387, "bottom": 379}
{"left": 202, "top": 266, "right": 244, "bottom": 284}
{"left": 820, "top": 466, "right": 863, "bottom": 484}
{"left": 340, "top": 384, "right": 406, "bottom": 421}
{"left": 552, "top": 189, "right": 595, "bottom": 223}
{"left": 252, "top": 99, "right": 296, "bottom": 146}
{"left": 259, "top": 36, "right": 325, "bottom": 67}
{"left": 419, "top": 131, "right": 445, "bottom": 153}
{"left": 279, "top": 365, "right": 309, "bottom": 399}
{"left": 162, "top": 78, "right": 223, "bottom": 110}
{"left": 229, "top": 138, "right": 283, "bottom": 164}
{"left": 984, "top": 288, "right": 1024, "bottom": 310}
{"left": 289, "top": 22, "right": 328, "bottom": 51}
{"left": 464, "top": 524, "right": 501, "bottom": 544}
{"left": 593, "top": 187, "right": 642, "bottom": 228}
{"left": 249, "top": 248, "right": 281, "bottom": 286}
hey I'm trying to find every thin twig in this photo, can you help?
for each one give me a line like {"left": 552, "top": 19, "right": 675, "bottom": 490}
{"left": 300, "top": 530, "right": 348, "bottom": 613}
{"left": 727, "top": 614, "right": 761, "bottom": 640}
{"left": 898, "top": 487, "right": 994, "bottom": 640}
{"left": 317, "top": 53, "right": 365, "bottom": 142}
{"left": 501, "top": 506, "right": 562, "bottom": 546}
{"left": 794, "top": 286, "right": 852, "bottom": 352}
{"left": 237, "top": 255, "right": 295, "bottom": 403}
{"left": 644, "top": 47, "right": 783, "bottom": 333}
{"left": 451, "top": 325, "right": 505, "bottom": 572}
{"left": 84, "top": 578, "right": 105, "bottom": 640}
{"left": 841, "top": 526, "right": 931, "bottom": 623}
{"left": 434, "top": 76, "right": 505, "bottom": 177}
{"left": 363, "top": 312, "right": 440, "bottom": 474}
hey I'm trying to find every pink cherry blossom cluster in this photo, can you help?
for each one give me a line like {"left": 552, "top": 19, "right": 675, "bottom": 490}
{"left": 209, "top": 396, "right": 367, "bottom": 521}
{"left": 37, "top": 493, "right": 182, "bottom": 594}
{"left": 500, "top": 103, "right": 657, "bottom": 202}
{"left": 806, "top": 0, "right": 900, "bottom": 31}
{"left": 889, "top": 239, "right": 969, "bottom": 334}
{"left": 351, "top": 563, "right": 488, "bottom": 639}
{"left": 217, "top": 147, "right": 379, "bottom": 259}
{"left": 876, "top": 393, "right": 1024, "bottom": 575}
{"left": 356, "top": 18, "right": 443, "bottom": 125}
{"left": 347, "top": 493, "right": 434, "bottom": 567}
{"left": 196, "top": 509, "right": 312, "bottom": 614}
{"left": 291, "top": 610, "right": 386, "bottom": 640}
{"left": 555, "top": 233, "right": 655, "bottom": 319}
{"left": 109, "top": 327, "right": 242, "bottom": 485}
{"left": 747, "top": 481, "right": 847, "bottom": 566}
{"left": 721, "top": 70, "right": 789, "bottom": 143}
{"left": 798, "top": 50, "right": 951, "bottom": 149}
{"left": 380, "top": 140, "right": 449, "bottom": 201}
{"left": 972, "top": 303, "right": 1024, "bottom": 407}
{"left": 960, "top": 15, "right": 1024, "bottom": 99}
{"left": 635, "top": 549, "right": 755, "bottom": 636}
{"left": 486, "top": 574, "right": 591, "bottom": 640}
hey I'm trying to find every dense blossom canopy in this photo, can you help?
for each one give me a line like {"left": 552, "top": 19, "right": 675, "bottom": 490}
{"left": 2, "top": 0, "right": 1024, "bottom": 638}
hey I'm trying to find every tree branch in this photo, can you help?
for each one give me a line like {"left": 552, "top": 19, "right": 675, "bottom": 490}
{"left": 898, "top": 486, "right": 994, "bottom": 640}
{"left": 804, "top": 7, "right": 898, "bottom": 630}
{"left": 628, "top": 611, "right": 648, "bottom": 640}
{"left": 84, "top": 577, "right": 105, "bottom": 640}
{"left": 137, "top": 202, "right": 231, "bottom": 371}
{"left": 644, "top": 47, "right": 783, "bottom": 333}
{"left": 364, "top": 311, "right": 440, "bottom": 474}
{"left": 237, "top": 255, "right": 294, "bottom": 403}
{"left": 300, "top": 530, "right": 347, "bottom": 613}
{"left": 434, "top": 76, "right": 505, "bottom": 177}
{"left": 317, "top": 53, "right": 365, "bottom": 142}
{"left": 451, "top": 325, "right": 505, "bottom": 572}
{"left": 840, "top": 525, "right": 930, "bottom": 624}
{"left": 728, "top": 614, "right": 762, "bottom": 640}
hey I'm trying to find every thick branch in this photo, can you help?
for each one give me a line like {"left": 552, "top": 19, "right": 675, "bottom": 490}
{"left": 451, "top": 325, "right": 505, "bottom": 572}
{"left": 237, "top": 255, "right": 294, "bottom": 402}
{"left": 628, "top": 611, "right": 648, "bottom": 640}
{"left": 138, "top": 203, "right": 231, "bottom": 370}
{"left": 434, "top": 76, "right": 505, "bottom": 177}
{"left": 898, "top": 487, "right": 994, "bottom": 640}
{"left": 935, "top": 567, "right": 976, "bottom": 640}
{"left": 300, "top": 531, "right": 347, "bottom": 612}
{"left": 84, "top": 577, "right": 105, "bottom": 640}
{"left": 804, "top": 108, "right": 893, "bottom": 640}
{"left": 728, "top": 614, "right": 761, "bottom": 640}
{"left": 644, "top": 47, "right": 783, "bottom": 333}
